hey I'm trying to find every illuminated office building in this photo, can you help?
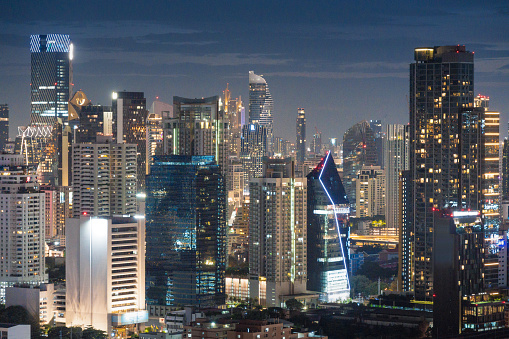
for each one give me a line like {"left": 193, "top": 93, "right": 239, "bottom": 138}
{"left": 240, "top": 124, "right": 269, "bottom": 193}
{"left": 223, "top": 84, "right": 244, "bottom": 158}
{"left": 311, "top": 131, "right": 322, "bottom": 156}
{"left": 296, "top": 109, "right": 306, "bottom": 164}
{"left": 474, "top": 95, "right": 500, "bottom": 234}
{"left": 112, "top": 91, "right": 148, "bottom": 191}
{"left": 249, "top": 158, "right": 307, "bottom": 307}
{"left": 66, "top": 215, "right": 147, "bottom": 336}
{"left": 432, "top": 210, "right": 496, "bottom": 336}
{"left": 146, "top": 113, "right": 163, "bottom": 171}
{"left": 0, "top": 154, "right": 47, "bottom": 302}
{"left": 307, "top": 152, "right": 350, "bottom": 302}
{"left": 145, "top": 155, "right": 226, "bottom": 308}
{"left": 369, "top": 119, "right": 385, "bottom": 168}
{"left": 0, "top": 104, "right": 8, "bottom": 151}
{"left": 76, "top": 105, "right": 113, "bottom": 143}
{"left": 384, "top": 124, "right": 410, "bottom": 231}
{"left": 342, "top": 121, "right": 378, "bottom": 212}
{"left": 249, "top": 71, "right": 273, "bottom": 154}
{"left": 408, "top": 45, "right": 481, "bottom": 300}
{"left": 165, "top": 96, "right": 229, "bottom": 176}
{"left": 30, "top": 34, "right": 72, "bottom": 126}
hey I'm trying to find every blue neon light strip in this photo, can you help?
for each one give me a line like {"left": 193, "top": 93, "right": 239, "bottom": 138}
{"left": 318, "top": 151, "right": 351, "bottom": 291}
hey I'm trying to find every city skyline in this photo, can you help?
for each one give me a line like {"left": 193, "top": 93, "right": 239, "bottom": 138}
{"left": 1, "top": 1, "right": 509, "bottom": 142}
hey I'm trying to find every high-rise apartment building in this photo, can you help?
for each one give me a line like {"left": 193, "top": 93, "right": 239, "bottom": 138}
{"left": 146, "top": 113, "right": 163, "bottom": 170}
{"left": 433, "top": 210, "right": 486, "bottom": 336}
{"left": 71, "top": 143, "right": 137, "bottom": 217}
{"left": 342, "top": 121, "right": 378, "bottom": 212}
{"left": 66, "top": 215, "right": 147, "bottom": 335}
{"left": 0, "top": 154, "right": 47, "bottom": 302}
{"left": 356, "top": 166, "right": 385, "bottom": 218}
{"left": 145, "top": 155, "right": 226, "bottom": 309}
{"left": 311, "top": 131, "right": 322, "bottom": 156}
{"left": 296, "top": 109, "right": 306, "bottom": 164}
{"left": 408, "top": 45, "right": 481, "bottom": 300}
{"left": 307, "top": 152, "right": 350, "bottom": 302}
{"left": 249, "top": 158, "right": 307, "bottom": 307}
{"left": 112, "top": 91, "right": 148, "bottom": 191}
{"left": 165, "top": 96, "right": 229, "bottom": 175}
{"left": 30, "top": 34, "right": 72, "bottom": 126}
{"left": 384, "top": 124, "right": 410, "bottom": 231}
{"left": 474, "top": 95, "right": 500, "bottom": 233}
{"left": 0, "top": 104, "right": 8, "bottom": 151}
{"left": 223, "top": 84, "right": 244, "bottom": 158}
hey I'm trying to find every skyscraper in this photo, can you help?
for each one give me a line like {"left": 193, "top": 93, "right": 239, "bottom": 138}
{"left": 249, "top": 71, "right": 273, "bottom": 154}
{"left": 408, "top": 45, "right": 481, "bottom": 300}
{"left": 72, "top": 143, "right": 137, "bottom": 217}
{"left": 145, "top": 155, "right": 226, "bottom": 309}
{"left": 369, "top": 119, "right": 384, "bottom": 168}
{"left": 165, "top": 96, "right": 229, "bottom": 175}
{"left": 355, "top": 166, "right": 385, "bottom": 218}
{"left": 384, "top": 124, "right": 410, "bottom": 231}
{"left": 0, "top": 154, "right": 47, "bottom": 302}
{"left": 75, "top": 105, "right": 113, "bottom": 143}
{"left": 240, "top": 123, "right": 269, "bottom": 192}
{"left": 0, "top": 104, "right": 8, "bottom": 151}
{"left": 66, "top": 215, "right": 147, "bottom": 335}
{"left": 249, "top": 158, "right": 307, "bottom": 307}
{"left": 112, "top": 91, "right": 148, "bottom": 191}
{"left": 30, "top": 34, "right": 73, "bottom": 126}
{"left": 307, "top": 152, "right": 350, "bottom": 302}
{"left": 342, "top": 121, "right": 378, "bottom": 212}
{"left": 296, "top": 109, "right": 306, "bottom": 164}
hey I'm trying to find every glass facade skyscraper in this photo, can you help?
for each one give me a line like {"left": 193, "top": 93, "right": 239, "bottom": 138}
{"left": 145, "top": 155, "right": 226, "bottom": 308}
{"left": 30, "top": 34, "right": 72, "bottom": 126}
{"left": 307, "top": 152, "right": 350, "bottom": 302}
{"left": 249, "top": 71, "right": 273, "bottom": 155}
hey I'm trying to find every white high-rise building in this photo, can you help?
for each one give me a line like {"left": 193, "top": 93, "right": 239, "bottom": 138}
{"left": 66, "top": 215, "right": 147, "bottom": 335}
{"left": 0, "top": 154, "right": 47, "bottom": 301}
{"left": 384, "top": 124, "right": 410, "bottom": 231}
{"left": 72, "top": 143, "right": 137, "bottom": 217}
{"left": 249, "top": 158, "right": 307, "bottom": 307}
{"left": 356, "top": 166, "right": 385, "bottom": 218}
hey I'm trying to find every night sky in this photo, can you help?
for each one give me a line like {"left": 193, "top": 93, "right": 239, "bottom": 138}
{"left": 1, "top": 0, "right": 508, "bottom": 142}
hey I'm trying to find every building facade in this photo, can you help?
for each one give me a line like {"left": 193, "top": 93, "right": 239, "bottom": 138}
{"left": 356, "top": 166, "right": 385, "bottom": 218}
{"left": 30, "top": 34, "right": 72, "bottom": 126}
{"left": 342, "top": 121, "right": 378, "bottom": 213}
{"left": 384, "top": 124, "right": 410, "bottom": 232}
{"left": 249, "top": 158, "right": 307, "bottom": 307}
{"left": 71, "top": 143, "right": 137, "bottom": 217}
{"left": 248, "top": 71, "right": 273, "bottom": 154}
{"left": 0, "top": 154, "right": 47, "bottom": 302}
{"left": 408, "top": 45, "right": 481, "bottom": 300}
{"left": 296, "top": 109, "right": 306, "bottom": 165}
{"left": 145, "top": 155, "right": 226, "bottom": 308}
{"left": 0, "top": 104, "right": 8, "bottom": 152}
{"left": 307, "top": 152, "right": 350, "bottom": 302}
{"left": 66, "top": 216, "right": 147, "bottom": 336}
{"left": 112, "top": 91, "right": 148, "bottom": 191}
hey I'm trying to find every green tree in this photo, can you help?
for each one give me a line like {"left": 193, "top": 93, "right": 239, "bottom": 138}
{"left": 285, "top": 298, "right": 304, "bottom": 311}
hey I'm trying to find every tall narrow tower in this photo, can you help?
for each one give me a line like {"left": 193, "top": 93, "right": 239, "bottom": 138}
{"left": 249, "top": 71, "right": 273, "bottom": 154}
{"left": 296, "top": 108, "right": 306, "bottom": 164}
{"left": 407, "top": 45, "right": 481, "bottom": 300}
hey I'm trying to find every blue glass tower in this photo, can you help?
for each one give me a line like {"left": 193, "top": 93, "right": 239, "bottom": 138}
{"left": 145, "top": 155, "right": 226, "bottom": 307}
{"left": 307, "top": 152, "right": 351, "bottom": 302}
{"left": 30, "top": 34, "right": 72, "bottom": 126}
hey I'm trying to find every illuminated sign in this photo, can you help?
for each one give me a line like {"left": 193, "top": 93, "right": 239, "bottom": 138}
{"left": 111, "top": 310, "right": 149, "bottom": 326}
{"left": 452, "top": 211, "right": 480, "bottom": 217}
